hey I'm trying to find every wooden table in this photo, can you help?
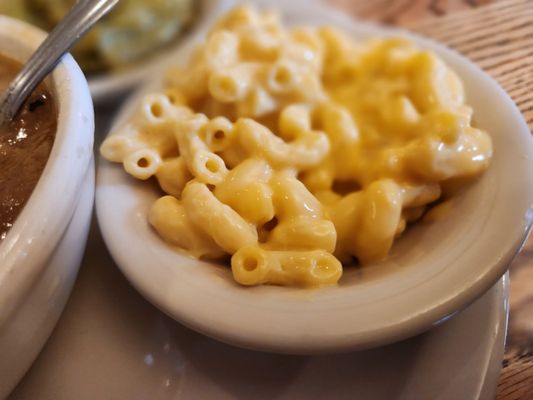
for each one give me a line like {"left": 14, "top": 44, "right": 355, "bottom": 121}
{"left": 325, "top": 1, "right": 533, "bottom": 398}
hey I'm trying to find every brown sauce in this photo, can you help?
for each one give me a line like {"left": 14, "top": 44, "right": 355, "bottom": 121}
{"left": 0, "top": 55, "right": 56, "bottom": 240}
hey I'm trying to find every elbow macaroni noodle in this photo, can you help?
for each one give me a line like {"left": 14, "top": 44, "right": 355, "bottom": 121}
{"left": 100, "top": 6, "right": 492, "bottom": 288}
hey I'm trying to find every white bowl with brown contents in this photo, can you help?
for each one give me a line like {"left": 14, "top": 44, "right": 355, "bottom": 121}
{"left": 0, "top": 16, "right": 94, "bottom": 397}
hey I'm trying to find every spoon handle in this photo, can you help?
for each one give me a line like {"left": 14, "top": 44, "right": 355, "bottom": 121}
{"left": 0, "top": 0, "right": 119, "bottom": 124}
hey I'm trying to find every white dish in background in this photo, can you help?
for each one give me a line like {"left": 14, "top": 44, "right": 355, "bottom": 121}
{"left": 96, "top": 1, "right": 533, "bottom": 354}
{"left": 9, "top": 223, "right": 509, "bottom": 400}
{"left": 0, "top": 16, "right": 94, "bottom": 397}
{"left": 89, "top": 0, "right": 232, "bottom": 104}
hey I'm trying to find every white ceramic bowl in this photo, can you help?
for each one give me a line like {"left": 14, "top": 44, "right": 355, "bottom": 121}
{"left": 89, "top": 0, "right": 232, "bottom": 104}
{"left": 0, "top": 17, "right": 94, "bottom": 397}
{"left": 96, "top": 1, "right": 533, "bottom": 354}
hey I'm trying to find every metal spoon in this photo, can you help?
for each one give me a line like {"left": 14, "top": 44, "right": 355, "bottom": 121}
{"left": 0, "top": 0, "right": 119, "bottom": 125}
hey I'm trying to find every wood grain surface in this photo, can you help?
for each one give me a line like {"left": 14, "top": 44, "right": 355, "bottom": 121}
{"left": 324, "top": 0, "right": 533, "bottom": 399}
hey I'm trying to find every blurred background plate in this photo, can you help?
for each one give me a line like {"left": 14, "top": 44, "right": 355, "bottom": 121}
{"left": 0, "top": 0, "right": 234, "bottom": 104}
{"left": 88, "top": 0, "right": 233, "bottom": 104}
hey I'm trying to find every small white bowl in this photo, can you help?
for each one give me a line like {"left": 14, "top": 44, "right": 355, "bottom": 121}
{"left": 96, "top": 1, "right": 533, "bottom": 354}
{"left": 89, "top": 0, "right": 232, "bottom": 104}
{"left": 0, "top": 16, "right": 94, "bottom": 396}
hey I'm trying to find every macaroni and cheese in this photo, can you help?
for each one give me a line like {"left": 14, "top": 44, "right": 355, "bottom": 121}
{"left": 100, "top": 6, "right": 492, "bottom": 287}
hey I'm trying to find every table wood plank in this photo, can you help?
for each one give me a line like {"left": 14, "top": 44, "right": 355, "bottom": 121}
{"left": 325, "top": 1, "right": 533, "bottom": 398}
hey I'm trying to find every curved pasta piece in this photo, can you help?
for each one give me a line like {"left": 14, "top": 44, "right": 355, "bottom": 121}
{"left": 155, "top": 157, "right": 193, "bottom": 198}
{"left": 149, "top": 196, "right": 224, "bottom": 259}
{"left": 100, "top": 132, "right": 145, "bottom": 163}
{"left": 318, "top": 26, "right": 358, "bottom": 66}
{"left": 140, "top": 93, "right": 190, "bottom": 125}
{"left": 330, "top": 179, "right": 404, "bottom": 264}
{"left": 267, "top": 216, "right": 337, "bottom": 253}
{"left": 235, "top": 118, "right": 330, "bottom": 169}
{"left": 278, "top": 104, "right": 311, "bottom": 141}
{"left": 400, "top": 183, "right": 441, "bottom": 208}
{"left": 208, "top": 63, "right": 260, "bottom": 103}
{"left": 351, "top": 179, "right": 403, "bottom": 263}
{"left": 329, "top": 191, "right": 363, "bottom": 263}
{"left": 409, "top": 52, "right": 465, "bottom": 112}
{"left": 165, "top": 64, "right": 210, "bottom": 102}
{"left": 164, "top": 87, "right": 188, "bottom": 106}
{"left": 231, "top": 246, "right": 342, "bottom": 287}
{"left": 202, "top": 117, "right": 235, "bottom": 152}
{"left": 317, "top": 103, "right": 359, "bottom": 146}
{"left": 203, "top": 30, "right": 240, "bottom": 69}
{"left": 123, "top": 148, "right": 162, "bottom": 180}
{"left": 404, "top": 128, "right": 492, "bottom": 181}
{"left": 236, "top": 86, "right": 278, "bottom": 118}
{"left": 286, "top": 28, "right": 324, "bottom": 73}
{"left": 298, "top": 163, "right": 335, "bottom": 192}
{"left": 182, "top": 181, "right": 258, "bottom": 254}
{"left": 215, "top": 158, "right": 274, "bottom": 225}
{"left": 265, "top": 60, "right": 301, "bottom": 94}
{"left": 211, "top": 5, "right": 260, "bottom": 33}
{"left": 174, "top": 115, "right": 229, "bottom": 185}
{"left": 378, "top": 95, "right": 420, "bottom": 135}
{"left": 136, "top": 94, "right": 191, "bottom": 157}
{"left": 271, "top": 172, "right": 324, "bottom": 219}
{"left": 294, "top": 71, "right": 327, "bottom": 103}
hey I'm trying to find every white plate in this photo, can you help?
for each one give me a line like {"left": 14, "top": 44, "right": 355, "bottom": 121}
{"left": 96, "top": 1, "right": 533, "bottom": 353}
{"left": 9, "top": 221, "right": 508, "bottom": 400}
